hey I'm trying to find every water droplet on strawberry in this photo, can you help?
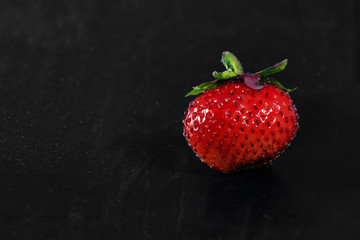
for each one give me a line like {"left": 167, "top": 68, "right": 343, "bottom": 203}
{"left": 199, "top": 128, "right": 205, "bottom": 135}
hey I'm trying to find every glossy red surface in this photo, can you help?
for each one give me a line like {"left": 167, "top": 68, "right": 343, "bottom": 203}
{"left": 184, "top": 82, "right": 299, "bottom": 172}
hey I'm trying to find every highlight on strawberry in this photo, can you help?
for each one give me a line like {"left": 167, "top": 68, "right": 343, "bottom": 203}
{"left": 183, "top": 51, "right": 299, "bottom": 173}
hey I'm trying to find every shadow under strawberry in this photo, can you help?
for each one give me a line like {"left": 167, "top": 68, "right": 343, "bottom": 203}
{"left": 203, "top": 169, "right": 286, "bottom": 238}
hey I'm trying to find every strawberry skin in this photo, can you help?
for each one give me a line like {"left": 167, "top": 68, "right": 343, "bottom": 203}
{"left": 183, "top": 82, "right": 299, "bottom": 173}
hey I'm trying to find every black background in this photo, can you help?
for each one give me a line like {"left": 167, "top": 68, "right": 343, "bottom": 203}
{"left": 1, "top": 0, "right": 360, "bottom": 239}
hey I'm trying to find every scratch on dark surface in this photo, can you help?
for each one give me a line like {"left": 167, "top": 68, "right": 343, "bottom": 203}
{"left": 96, "top": 87, "right": 113, "bottom": 136}
{"left": 176, "top": 177, "right": 185, "bottom": 237}
{"left": 342, "top": 0, "right": 356, "bottom": 84}
{"left": 143, "top": 176, "right": 151, "bottom": 239}
{"left": 115, "top": 153, "right": 151, "bottom": 212}
{"left": 354, "top": 0, "right": 360, "bottom": 84}
{"left": 237, "top": 202, "right": 251, "bottom": 239}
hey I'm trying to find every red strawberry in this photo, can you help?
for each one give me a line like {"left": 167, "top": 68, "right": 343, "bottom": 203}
{"left": 183, "top": 52, "right": 299, "bottom": 173}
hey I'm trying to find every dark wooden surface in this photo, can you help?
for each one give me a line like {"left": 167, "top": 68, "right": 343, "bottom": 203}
{"left": 1, "top": 0, "right": 360, "bottom": 239}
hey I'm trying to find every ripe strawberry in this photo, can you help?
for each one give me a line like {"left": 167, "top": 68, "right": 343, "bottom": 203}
{"left": 183, "top": 52, "right": 299, "bottom": 173}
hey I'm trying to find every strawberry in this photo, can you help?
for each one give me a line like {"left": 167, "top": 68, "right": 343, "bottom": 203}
{"left": 183, "top": 52, "right": 299, "bottom": 173}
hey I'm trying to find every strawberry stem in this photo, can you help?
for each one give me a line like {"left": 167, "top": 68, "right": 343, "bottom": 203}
{"left": 255, "top": 59, "right": 288, "bottom": 77}
{"left": 242, "top": 74, "right": 263, "bottom": 90}
{"left": 185, "top": 79, "right": 223, "bottom": 97}
{"left": 221, "top": 51, "right": 243, "bottom": 75}
{"left": 261, "top": 77, "right": 297, "bottom": 92}
{"left": 212, "top": 70, "right": 237, "bottom": 80}
{"left": 185, "top": 52, "right": 296, "bottom": 97}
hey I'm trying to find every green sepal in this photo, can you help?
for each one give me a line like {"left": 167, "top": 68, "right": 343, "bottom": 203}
{"left": 256, "top": 59, "right": 288, "bottom": 77}
{"left": 221, "top": 51, "right": 243, "bottom": 75}
{"left": 185, "top": 79, "right": 223, "bottom": 97}
{"left": 262, "top": 77, "right": 296, "bottom": 92}
{"left": 212, "top": 70, "right": 237, "bottom": 80}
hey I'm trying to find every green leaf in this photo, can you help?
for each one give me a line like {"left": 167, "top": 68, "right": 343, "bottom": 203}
{"left": 221, "top": 51, "right": 243, "bottom": 75}
{"left": 256, "top": 59, "right": 288, "bottom": 77}
{"left": 212, "top": 70, "right": 237, "bottom": 80}
{"left": 262, "top": 77, "right": 296, "bottom": 92}
{"left": 185, "top": 80, "right": 223, "bottom": 97}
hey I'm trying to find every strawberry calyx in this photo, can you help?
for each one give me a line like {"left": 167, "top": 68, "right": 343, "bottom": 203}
{"left": 242, "top": 74, "right": 262, "bottom": 90}
{"left": 186, "top": 51, "right": 296, "bottom": 97}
